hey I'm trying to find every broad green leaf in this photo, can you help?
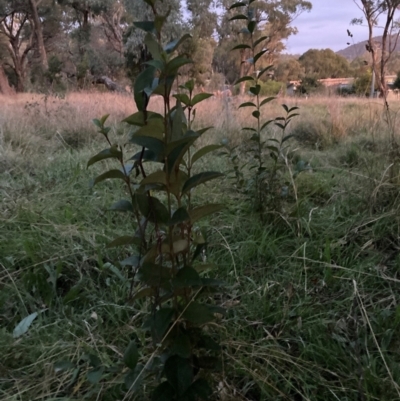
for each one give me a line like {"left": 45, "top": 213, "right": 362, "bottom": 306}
{"left": 141, "top": 171, "right": 167, "bottom": 187}
{"left": 110, "top": 200, "right": 134, "bottom": 212}
{"left": 191, "top": 93, "right": 213, "bottom": 106}
{"left": 106, "top": 236, "right": 140, "bottom": 248}
{"left": 229, "top": 14, "right": 248, "bottom": 21}
{"left": 130, "top": 136, "right": 164, "bottom": 158}
{"left": 144, "top": 308, "right": 174, "bottom": 341}
{"left": 252, "top": 110, "right": 260, "bottom": 119}
{"left": 254, "top": 49, "right": 267, "bottom": 64}
{"left": 134, "top": 21, "right": 155, "bottom": 33}
{"left": 239, "top": 102, "right": 257, "bottom": 108}
{"left": 247, "top": 20, "right": 257, "bottom": 33}
{"left": 152, "top": 382, "right": 175, "bottom": 401}
{"left": 258, "top": 65, "right": 273, "bottom": 79}
{"left": 171, "top": 332, "right": 191, "bottom": 358}
{"left": 260, "top": 96, "right": 275, "bottom": 107}
{"left": 189, "top": 204, "right": 224, "bottom": 223}
{"left": 92, "top": 170, "right": 127, "bottom": 186}
{"left": 123, "top": 111, "right": 163, "bottom": 127}
{"left": 87, "top": 367, "right": 104, "bottom": 384}
{"left": 134, "top": 66, "right": 155, "bottom": 111}
{"left": 124, "top": 341, "right": 139, "bottom": 370}
{"left": 166, "top": 55, "right": 192, "bottom": 74}
{"left": 13, "top": 312, "right": 38, "bottom": 338}
{"left": 172, "top": 267, "right": 202, "bottom": 288}
{"left": 229, "top": 2, "right": 246, "bottom": 9}
{"left": 191, "top": 145, "right": 223, "bottom": 165}
{"left": 138, "top": 263, "right": 172, "bottom": 287}
{"left": 87, "top": 147, "right": 122, "bottom": 168}
{"left": 92, "top": 118, "right": 102, "bottom": 128}
{"left": 182, "top": 302, "right": 215, "bottom": 325}
{"left": 145, "top": 32, "right": 162, "bottom": 61}
{"left": 133, "top": 119, "right": 164, "bottom": 140}
{"left": 235, "top": 76, "right": 254, "bottom": 84}
{"left": 182, "top": 172, "right": 224, "bottom": 195}
{"left": 261, "top": 119, "right": 274, "bottom": 130}
{"left": 154, "top": 12, "right": 169, "bottom": 35}
{"left": 171, "top": 100, "right": 185, "bottom": 141}
{"left": 145, "top": 59, "right": 165, "bottom": 70}
{"left": 250, "top": 85, "right": 261, "bottom": 96}
{"left": 231, "top": 44, "right": 251, "bottom": 50}
{"left": 136, "top": 194, "right": 169, "bottom": 225}
{"left": 164, "top": 33, "right": 192, "bottom": 54}
{"left": 254, "top": 35, "right": 269, "bottom": 48}
{"left": 169, "top": 207, "right": 190, "bottom": 226}
{"left": 165, "top": 356, "right": 192, "bottom": 396}
{"left": 173, "top": 93, "right": 190, "bottom": 106}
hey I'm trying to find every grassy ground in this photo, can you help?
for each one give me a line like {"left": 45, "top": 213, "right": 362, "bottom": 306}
{"left": 1, "top": 92, "right": 400, "bottom": 400}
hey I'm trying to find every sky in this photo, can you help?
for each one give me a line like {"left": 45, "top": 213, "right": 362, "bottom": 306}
{"left": 284, "top": 0, "right": 373, "bottom": 55}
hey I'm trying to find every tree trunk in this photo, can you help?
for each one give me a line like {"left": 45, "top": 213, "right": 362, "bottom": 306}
{"left": 29, "top": 0, "right": 48, "bottom": 70}
{"left": 0, "top": 65, "right": 15, "bottom": 95}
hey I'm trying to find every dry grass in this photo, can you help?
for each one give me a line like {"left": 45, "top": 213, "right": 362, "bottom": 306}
{"left": 1, "top": 91, "right": 400, "bottom": 162}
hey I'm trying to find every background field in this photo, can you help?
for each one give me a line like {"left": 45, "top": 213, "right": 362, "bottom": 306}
{"left": 1, "top": 92, "right": 400, "bottom": 400}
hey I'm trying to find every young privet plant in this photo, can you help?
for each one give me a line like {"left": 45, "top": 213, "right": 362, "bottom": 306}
{"left": 88, "top": 1, "right": 225, "bottom": 399}
{"left": 229, "top": 0, "right": 301, "bottom": 218}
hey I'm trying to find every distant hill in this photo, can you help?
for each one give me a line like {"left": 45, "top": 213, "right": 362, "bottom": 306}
{"left": 337, "top": 36, "right": 400, "bottom": 61}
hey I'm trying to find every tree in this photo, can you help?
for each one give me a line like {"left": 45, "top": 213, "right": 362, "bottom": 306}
{"left": 353, "top": 0, "right": 400, "bottom": 98}
{"left": 218, "top": 0, "right": 312, "bottom": 94}
{"left": 274, "top": 55, "right": 304, "bottom": 82}
{"left": 299, "top": 49, "right": 352, "bottom": 79}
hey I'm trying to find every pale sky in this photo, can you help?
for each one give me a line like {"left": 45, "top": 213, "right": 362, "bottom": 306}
{"left": 284, "top": 0, "right": 373, "bottom": 55}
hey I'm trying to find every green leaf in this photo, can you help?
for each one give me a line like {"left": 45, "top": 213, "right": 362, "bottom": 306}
{"left": 239, "top": 102, "right": 257, "bottom": 108}
{"left": 248, "top": 20, "right": 257, "bottom": 33}
{"left": 134, "top": 21, "right": 155, "bottom": 33}
{"left": 253, "top": 35, "right": 269, "bottom": 48}
{"left": 110, "top": 200, "right": 134, "bottom": 212}
{"left": 13, "top": 312, "right": 38, "bottom": 338}
{"left": 249, "top": 85, "right": 261, "bottom": 96}
{"left": 229, "top": 14, "right": 248, "bottom": 21}
{"left": 243, "top": 127, "right": 257, "bottom": 132}
{"left": 173, "top": 93, "right": 191, "bottom": 106}
{"left": 171, "top": 332, "right": 191, "bottom": 358}
{"left": 87, "top": 367, "right": 104, "bottom": 384}
{"left": 133, "top": 118, "right": 165, "bottom": 140}
{"left": 137, "top": 194, "right": 169, "bottom": 225}
{"left": 165, "top": 356, "right": 192, "bottom": 396}
{"left": 172, "top": 267, "right": 202, "bottom": 288}
{"left": 235, "top": 76, "right": 254, "bottom": 84}
{"left": 123, "top": 111, "right": 163, "bottom": 127}
{"left": 252, "top": 110, "right": 260, "bottom": 119}
{"left": 258, "top": 65, "right": 273, "bottom": 79}
{"left": 144, "top": 308, "right": 174, "bottom": 341}
{"left": 87, "top": 147, "right": 122, "bottom": 168}
{"left": 260, "top": 96, "right": 275, "bottom": 107}
{"left": 164, "top": 34, "right": 192, "bottom": 54}
{"left": 171, "top": 100, "right": 185, "bottom": 141}
{"left": 182, "top": 172, "right": 224, "bottom": 195}
{"left": 182, "top": 303, "right": 215, "bottom": 325}
{"left": 138, "top": 263, "right": 172, "bottom": 287}
{"left": 261, "top": 119, "right": 274, "bottom": 130}
{"left": 191, "top": 145, "right": 223, "bottom": 165}
{"left": 141, "top": 171, "right": 167, "bottom": 187}
{"left": 166, "top": 55, "right": 192, "bottom": 74}
{"left": 169, "top": 207, "right": 190, "bottom": 226}
{"left": 189, "top": 204, "right": 224, "bottom": 223}
{"left": 191, "top": 93, "right": 213, "bottom": 106}
{"left": 92, "top": 170, "right": 127, "bottom": 187}
{"left": 152, "top": 382, "right": 175, "bottom": 401}
{"left": 229, "top": 2, "right": 246, "bottom": 9}
{"left": 254, "top": 49, "right": 267, "bottom": 64}
{"left": 130, "top": 136, "right": 164, "bottom": 159}
{"left": 231, "top": 44, "right": 251, "bottom": 50}
{"left": 106, "top": 236, "right": 140, "bottom": 248}
{"left": 124, "top": 341, "right": 139, "bottom": 370}
{"left": 134, "top": 66, "right": 156, "bottom": 111}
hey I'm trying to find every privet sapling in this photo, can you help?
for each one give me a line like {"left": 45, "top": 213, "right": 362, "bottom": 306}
{"left": 88, "top": 0, "right": 225, "bottom": 399}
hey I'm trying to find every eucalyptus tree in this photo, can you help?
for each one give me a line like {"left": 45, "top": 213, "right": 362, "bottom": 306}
{"left": 353, "top": 0, "right": 400, "bottom": 97}
{"left": 216, "top": 0, "right": 312, "bottom": 94}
